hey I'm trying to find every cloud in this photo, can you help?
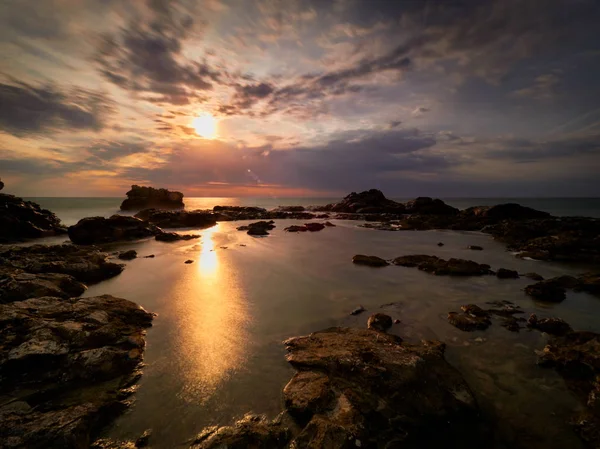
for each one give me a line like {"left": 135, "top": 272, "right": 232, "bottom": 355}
{"left": 86, "top": 139, "right": 151, "bottom": 161}
{"left": 412, "top": 107, "right": 430, "bottom": 117}
{"left": 485, "top": 134, "right": 600, "bottom": 162}
{"left": 0, "top": 81, "right": 114, "bottom": 136}
{"left": 512, "top": 73, "right": 561, "bottom": 100}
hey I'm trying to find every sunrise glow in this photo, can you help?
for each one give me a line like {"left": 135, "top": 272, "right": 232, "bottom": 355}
{"left": 192, "top": 114, "right": 217, "bottom": 139}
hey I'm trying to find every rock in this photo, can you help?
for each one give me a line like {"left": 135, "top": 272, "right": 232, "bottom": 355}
{"left": 392, "top": 254, "right": 492, "bottom": 276}
{"left": 0, "top": 270, "right": 86, "bottom": 303}
{"left": 213, "top": 206, "right": 268, "bottom": 221}
{"left": 437, "top": 242, "right": 444, "bottom": 246}
{"left": 467, "top": 245, "right": 483, "bottom": 251}
{"left": 237, "top": 220, "right": 275, "bottom": 236}
{"left": 367, "top": 313, "right": 393, "bottom": 332}
{"left": 448, "top": 311, "right": 491, "bottom": 331}
{"left": 118, "top": 250, "right": 137, "bottom": 260}
{"left": 144, "top": 254, "right": 155, "bottom": 258}
{"left": 482, "top": 203, "right": 552, "bottom": 220}
{"left": 577, "top": 272, "right": 600, "bottom": 294}
{"left": 304, "top": 222, "right": 325, "bottom": 232}
{"left": 461, "top": 304, "right": 489, "bottom": 317}
{"left": 500, "top": 317, "right": 523, "bottom": 332}
{"left": 352, "top": 254, "right": 389, "bottom": 267}
{"left": 394, "top": 319, "right": 401, "bottom": 324}
{"left": 272, "top": 206, "right": 305, "bottom": 212}
{"left": 0, "top": 244, "right": 124, "bottom": 284}
{"left": 135, "top": 209, "right": 217, "bottom": 229}
{"left": 524, "top": 272, "right": 544, "bottom": 281}
{"left": 0, "top": 178, "right": 3, "bottom": 190}
{"left": 68, "top": 215, "right": 161, "bottom": 245}
{"left": 0, "top": 193, "right": 67, "bottom": 243}
{"left": 135, "top": 429, "right": 152, "bottom": 447}
{"left": 320, "top": 189, "right": 406, "bottom": 214}
{"left": 120, "top": 185, "right": 184, "bottom": 211}
{"left": 155, "top": 232, "right": 200, "bottom": 242}
{"left": 405, "top": 197, "right": 459, "bottom": 215}
{"left": 285, "top": 223, "right": 326, "bottom": 232}
{"left": 324, "top": 221, "right": 336, "bottom": 227}
{"left": 350, "top": 305, "right": 366, "bottom": 315}
{"left": 496, "top": 268, "right": 519, "bottom": 279}
{"left": 284, "top": 225, "right": 308, "bottom": 232}
{"left": 486, "top": 301, "right": 523, "bottom": 318}
{"left": 185, "top": 260, "right": 194, "bottom": 264}
{"left": 525, "top": 279, "right": 567, "bottom": 302}
{"left": 0, "top": 295, "right": 153, "bottom": 449}
{"left": 527, "top": 314, "right": 573, "bottom": 336}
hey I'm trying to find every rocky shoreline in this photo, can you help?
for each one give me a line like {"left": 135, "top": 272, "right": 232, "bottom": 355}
{"left": 1, "top": 184, "right": 599, "bottom": 448}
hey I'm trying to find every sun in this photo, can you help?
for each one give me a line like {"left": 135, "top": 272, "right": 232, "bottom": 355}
{"left": 192, "top": 114, "right": 217, "bottom": 139}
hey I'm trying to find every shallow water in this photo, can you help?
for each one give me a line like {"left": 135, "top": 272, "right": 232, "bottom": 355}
{"left": 44, "top": 220, "right": 597, "bottom": 448}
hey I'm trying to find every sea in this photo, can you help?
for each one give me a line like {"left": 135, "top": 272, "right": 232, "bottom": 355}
{"left": 17, "top": 197, "right": 600, "bottom": 448}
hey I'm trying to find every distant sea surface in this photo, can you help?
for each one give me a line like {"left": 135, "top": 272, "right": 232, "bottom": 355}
{"left": 25, "top": 196, "right": 600, "bottom": 226}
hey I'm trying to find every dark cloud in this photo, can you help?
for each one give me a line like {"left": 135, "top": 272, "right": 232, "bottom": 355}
{"left": 0, "top": 81, "right": 114, "bottom": 136}
{"left": 486, "top": 134, "right": 600, "bottom": 163}
{"left": 86, "top": 140, "right": 150, "bottom": 161}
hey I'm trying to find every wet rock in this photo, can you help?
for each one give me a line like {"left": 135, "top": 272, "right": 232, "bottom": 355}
{"left": 393, "top": 254, "right": 492, "bottom": 276}
{"left": 577, "top": 272, "right": 600, "bottom": 294}
{"left": 448, "top": 306, "right": 491, "bottom": 331}
{"left": 0, "top": 295, "right": 153, "bottom": 449}
{"left": 525, "top": 279, "right": 567, "bottom": 302}
{"left": 352, "top": 254, "right": 389, "bottom": 267}
{"left": 185, "top": 260, "right": 194, "bottom": 264}
{"left": 437, "top": 242, "right": 445, "bottom": 246}
{"left": 350, "top": 305, "right": 366, "bottom": 315}
{"left": 486, "top": 301, "right": 523, "bottom": 318}
{"left": 135, "top": 429, "right": 152, "bottom": 447}
{"left": 496, "top": 268, "right": 519, "bottom": 279}
{"left": 468, "top": 245, "right": 483, "bottom": 251}
{"left": 237, "top": 220, "right": 275, "bottom": 236}
{"left": 461, "top": 304, "right": 490, "bottom": 317}
{"left": 284, "top": 225, "right": 308, "bottom": 232}
{"left": 285, "top": 223, "right": 327, "bottom": 232}
{"left": 367, "top": 313, "right": 393, "bottom": 332}
{"left": 319, "top": 189, "right": 406, "bottom": 214}
{"left": 213, "top": 206, "right": 268, "bottom": 221}
{"left": 0, "top": 270, "right": 86, "bottom": 303}
{"left": 0, "top": 192, "right": 67, "bottom": 243}
{"left": 135, "top": 209, "right": 217, "bottom": 229}
{"left": 527, "top": 314, "right": 573, "bottom": 336}
{"left": 0, "top": 244, "right": 124, "bottom": 284}
{"left": 304, "top": 222, "right": 325, "bottom": 232}
{"left": 324, "top": 221, "right": 336, "bottom": 227}
{"left": 120, "top": 185, "right": 184, "bottom": 210}
{"left": 118, "top": 250, "right": 137, "bottom": 260}
{"left": 155, "top": 232, "right": 200, "bottom": 242}
{"left": 524, "top": 272, "right": 544, "bottom": 281}
{"left": 68, "top": 215, "right": 161, "bottom": 245}
{"left": 405, "top": 197, "right": 459, "bottom": 215}
{"left": 394, "top": 319, "right": 401, "bottom": 324}
{"left": 500, "top": 317, "right": 523, "bottom": 332}
{"left": 144, "top": 254, "right": 155, "bottom": 258}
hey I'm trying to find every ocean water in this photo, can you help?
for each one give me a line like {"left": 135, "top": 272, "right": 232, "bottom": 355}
{"left": 13, "top": 197, "right": 600, "bottom": 448}
{"left": 25, "top": 196, "right": 600, "bottom": 226}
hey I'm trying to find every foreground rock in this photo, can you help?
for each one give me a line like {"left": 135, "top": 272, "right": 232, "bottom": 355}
{"left": 392, "top": 254, "right": 493, "bottom": 276}
{"left": 68, "top": 216, "right": 161, "bottom": 245}
{"left": 120, "top": 185, "right": 184, "bottom": 211}
{"left": 134, "top": 209, "right": 217, "bottom": 229}
{"left": 352, "top": 254, "right": 389, "bottom": 267}
{"left": 191, "top": 327, "right": 483, "bottom": 448}
{"left": 0, "top": 271, "right": 86, "bottom": 304}
{"left": 236, "top": 220, "right": 275, "bottom": 236}
{"left": 155, "top": 232, "right": 200, "bottom": 242}
{"left": 0, "top": 295, "right": 154, "bottom": 448}
{"left": 527, "top": 314, "right": 573, "bottom": 336}
{"left": 537, "top": 331, "right": 600, "bottom": 447}
{"left": 0, "top": 192, "right": 67, "bottom": 243}
{"left": 0, "top": 244, "right": 124, "bottom": 286}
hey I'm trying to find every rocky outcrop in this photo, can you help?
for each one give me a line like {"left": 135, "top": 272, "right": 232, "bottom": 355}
{"left": 120, "top": 185, "right": 184, "bottom": 211}
{"left": 191, "top": 327, "right": 483, "bottom": 449}
{"left": 352, "top": 254, "right": 389, "bottom": 267}
{"left": 0, "top": 294, "right": 154, "bottom": 448}
{"left": 0, "top": 270, "right": 86, "bottom": 303}
{"left": 0, "top": 244, "right": 124, "bottom": 285}
{"left": 134, "top": 209, "right": 217, "bottom": 229}
{"left": 154, "top": 232, "right": 200, "bottom": 242}
{"left": 0, "top": 192, "right": 67, "bottom": 243}
{"left": 68, "top": 216, "right": 161, "bottom": 245}
{"left": 392, "top": 255, "right": 493, "bottom": 276}
{"left": 118, "top": 250, "right": 137, "bottom": 260}
{"left": 525, "top": 279, "right": 567, "bottom": 302}
{"left": 525, "top": 273, "right": 600, "bottom": 301}
{"left": 496, "top": 268, "right": 519, "bottom": 279}
{"left": 476, "top": 203, "right": 552, "bottom": 221}
{"left": 448, "top": 305, "right": 492, "bottom": 331}
{"left": 236, "top": 220, "right": 275, "bottom": 236}
{"left": 405, "top": 197, "right": 459, "bottom": 215}
{"left": 317, "top": 189, "right": 406, "bottom": 214}
{"left": 527, "top": 314, "right": 572, "bottom": 336}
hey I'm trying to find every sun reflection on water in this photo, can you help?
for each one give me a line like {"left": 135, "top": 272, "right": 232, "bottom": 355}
{"left": 173, "top": 224, "right": 250, "bottom": 401}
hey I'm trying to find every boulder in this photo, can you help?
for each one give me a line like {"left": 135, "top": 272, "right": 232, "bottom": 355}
{"left": 577, "top": 272, "right": 600, "bottom": 294}
{"left": 321, "top": 189, "right": 406, "bottom": 214}
{"left": 68, "top": 215, "right": 161, "bottom": 245}
{"left": 352, "top": 254, "right": 389, "bottom": 267}
{"left": 405, "top": 197, "right": 459, "bottom": 215}
{"left": 367, "top": 313, "right": 393, "bottom": 332}
{"left": 496, "top": 268, "right": 519, "bottom": 279}
{"left": 284, "top": 223, "right": 327, "bottom": 232}
{"left": 120, "top": 185, "right": 184, "bottom": 211}
{"left": 527, "top": 314, "right": 572, "bottom": 336}
{"left": 304, "top": 223, "right": 325, "bottom": 232}
{"left": 155, "top": 232, "right": 200, "bottom": 242}
{"left": 525, "top": 279, "right": 567, "bottom": 302}
{"left": 0, "top": 193, "right": 67, "bottom": 243}
{"left": 0, "top": 178, "right": 3, "bottom": 190}
{"left": 135, "top": 209, "right": 217, "bottom": 229}
{"left": 237, "top": 220, "right": 275, "bottom": 236}
{"left": 393, "top": 255, "right": 492, "bottom": 276}
{"left": 118, "top": 250, "right": 137, "bottom": 260}
{"left": 284, "top": 225, "right": 308, "bottom": 232}
{"left": 448, "top": 305, "right": 492, "bottom": 331}
{"left": 0, "top": 295, "right": 154, "bottom": 448}
{"left": 0, "top": 244, "right": 124, "bottom": 284}
{"left": 467, "top": 245, "right": 483, "bottom": 251}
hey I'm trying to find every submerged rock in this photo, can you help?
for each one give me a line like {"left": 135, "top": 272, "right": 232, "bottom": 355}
{"left": 68, "top": 215, "right": 161, "bottom": 245}
{"left": 392, "top": 254, "right": 493, "bottom": 276}
{"left": 448, "top": 311, "right": 491, "bottom": 331}
{"left": 0, "top": 192, "right": 67, "bottom": 243}
{"left": 135, "top": 209, "right": 217, "bottom": 229}
{"left": 496, "top": 268, "right": 519, "bottom": 279}
{"left": 120, "top": 185, "right": 184, "bottom": 211}
{"left": 237, "top": 220, "right": 275, "bottom": 236}
{"left": 527, "top": 313, "right": 573, "bottom": 336}
{"left": 525, "top": 279, "right": 567, "bottom": 302}
{"left": 118, "top": 250, "right": 137, "bottom": 260}
{"left": 352, "top": 254, "right": 389, "bottom": 267}
{"left": 155, "top": 232, "right": 200, "bottom": 242}
{"left": 0, "top": 295, "right": 154, "bottom": 448}
{"left": 367, "top": 313, "right": 393, "bottom": 332}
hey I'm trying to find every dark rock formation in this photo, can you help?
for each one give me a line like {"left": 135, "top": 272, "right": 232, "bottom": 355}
{"left": 120, "top": 185, "right": 184, "bottom": 211}
{"left": 191, "top": 327, "right": 483, "bottom": 448}
{"left": 284, "top": 225, "right": 308, "bottom": 232}
{"left": 352, "top": 254, "right": 389, "bottom": 267}
{"left": 118, "top": 250, "right": 137, "bottom": 260}
{"left": 304, "top": 222, "right": 325, "bottom": 232}
{"left": 496, "top": 268, "right": 519, "bottom": 279}
{"left": 0, "top": 244, "right": 124, "bottom": 284}
{"left": 405, "top": 197, "right": 459, "bottom": 215}
{"left": 577, "top": 272, "right": 600, "bottom": 294}
{"left": 392, "top": 255, "right": 493, "bottom": 276}
{"left": 524, "top": 272, "right": 544, "bottom": 281}
{"left": 68, "top": 215, "right": 161, "bottom": 245}
{"left": 155, "top": 232, "right": 200, "bottom": 242}
{"left": 437, "top": 242, "right": 445, "bottom": 246}
{"left": 367, "top": 313, "right": 393, "bottom": 332}
{"left": 478, "top": 203, "right": 552, "bottom": 221}
{"left": 0, "top": 178, "right": 3, "bottom": 190}
{"left": 350, "top": 305, "right": 366, "bottom": 315}
{"left": 525, "top": 279, "right": 567, "bottom": 302}
{"left": 527, "top": 314, "right": 573, "bottom": 336}
{"left": 135, "top": 209, "right": 217, "bottom": 229}
{"left": 272, "top": 206, "right": 305, "bottom": 212}
{"left": 185, "top": 260, "right": 194, "bottom": 264}
{"left": 447, "top": 305, "right": 492, "bottom": 331}
{"left": 468, "top": 245, "right": 483, "bottom": 251}
{"left": 0, "top": 271, "right": 86, "bottom": 303}
{"left": 0, "top": 295, "right": 153, "bottom": 448}
{"left": 318, "top": 189, "right": 406, "bottom": 214}
{"left": 0, "top": 193, "right": 67, "bottom": 243}
{"left": 237, "top": 220, "right": 275, "bottom": 236}
{"left": 284, "top": 223, "right": 327, "bottom": 232}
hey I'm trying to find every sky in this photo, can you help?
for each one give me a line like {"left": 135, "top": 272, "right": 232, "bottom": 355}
{"left": 1, "top": 0, "right": 600, "bottom": 198}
